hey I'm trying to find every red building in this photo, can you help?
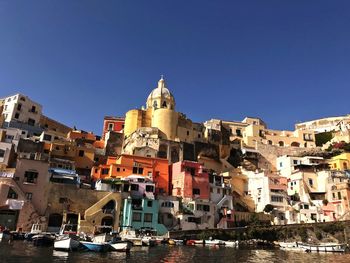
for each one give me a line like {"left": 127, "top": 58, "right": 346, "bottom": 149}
{"left": 172, "top": 161, "right": 209, "bottom": 200}
{"left": 102, "top": 116, "right": 125, "bottom": 139}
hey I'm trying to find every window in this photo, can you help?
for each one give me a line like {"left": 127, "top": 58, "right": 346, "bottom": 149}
{"left": 25, "top": 192, "right": 33, "bottom": 200}
{"left": 117, "top": 167, "right": 120, "bottom": 172}
{"left": 187, "top": 131, "right": 190, "bottom": 136}
{"left": 24, "top": 171, "right": 38, "bottom": 184}
{"left": 20, "top": 97, "right": 25, "bottom": 101}
{"left": 188, "top": 217, "right": 201, "bottom": 223}
{"left": 268, "top": 140, "right": 272, "bottom": 145}
{"left": 162, "top": 101, "right": 167, "bottom": 108}
{"left": 144, "top": 213, "right": 153, "bottom": 222}
{"left": 308, "top": 179, "right": 313, "bottom": 187}
{"left": 271, "top": 195, "right": 283, "bottom": 202}
{"left": 78, "top": 150, "right": 84, "bottom": 157}
{"left": 236, "top": 129, "right": 242, "bottom": 136}
{"left": 7, "top": 188, "right": 18, "bottom": 199}
{"left": 132, "top": 212, "right": 142, "bottom": 222}
{"left": 132, "top": 167, "right": 143, "bottom": 174}
{"left": 293, "top": 160, "right": 298, "bottom": 165}
{"left": 147, "top": 200, "right": 153, "bottom": 207}
{"left": 101, "top": 168, "right": 109, "bottom": 175}
{"left": 338, "top": 192, "right": 342, "bottom": 200}
{"left": 31, "top": 106, "right": 36, "bottom": 113}
{"left": 193, "top": 188, "right": 200, "bottom": 195}
{"left": 108, "top": 123, "right": 114, "bottom": 131}
{"left": 14, "top": 112, "right": 20, "bottom": 119}
{"left": 0, "top": 149, "right": 5, "bottom": 158}
{"left": 130, "top": 184, "right": 139, "bottom": 191}
{"left": 28, "top": 118, "right": 35, "bottom": 126}
{"left": 43, "top": 134, "right": 52, "bottom": 141}
{"left": 279, "top": 162, "right": 283, "bottom": 168}
{"left": 17, "top": 104, "right": 22, "bottom": 111}
{"left": 278, "top": 141, "right": 284, "bottom": 147}
{"left": 145, "top": 185, "right": 154, "bottom": 192}
{"left": 198, "top": 134, "right": 201, "bottom": 138}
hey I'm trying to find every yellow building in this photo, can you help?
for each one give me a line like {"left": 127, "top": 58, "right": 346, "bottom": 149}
{"left": 221, "top": 117, "right": 316, "bottom": 149}
{"left": 124, "top": 77, "right": 203, "bottom": 143}
{"left": 329, "top": 153, "right": 350, "bottom": 170}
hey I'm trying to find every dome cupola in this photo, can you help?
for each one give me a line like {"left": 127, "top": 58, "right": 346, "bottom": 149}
{"left": 146, "top": 76, "right": 175, "bottom": 110}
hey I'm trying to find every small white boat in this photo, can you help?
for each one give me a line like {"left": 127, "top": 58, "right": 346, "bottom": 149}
{"left": 297, "top": 242, "right": 346, "bottom": 253}
{"left": 109, "top": 241, "right": 133, "bottom": 252}
{"left": 278, "top": 242, "right": 300, "bottom": 251}
{"left": 205, "top": 239, "right": 225, "bottom": 246}
{"left": 54, "top": 235, "right": 80, "bottom": 251}
{"left": 224, "top": 240, "right": 239, "bottom": 247}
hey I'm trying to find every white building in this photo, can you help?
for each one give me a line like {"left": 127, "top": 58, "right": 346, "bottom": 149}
{"left": 295, "top": 115, "right": 350, "bottom": 133}
{"left": 1, "top": 94, "right": 43, "bottom": 134}
{"left": 277, "top": 155, "right": 325, "bottom": 178}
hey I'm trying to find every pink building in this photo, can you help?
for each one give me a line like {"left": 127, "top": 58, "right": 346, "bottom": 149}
{"left": 172, "top": 161, "right": 209, "bottom": 200}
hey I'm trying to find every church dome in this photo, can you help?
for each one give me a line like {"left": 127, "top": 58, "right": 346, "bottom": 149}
{"left": 146, "top": 77, "right": 175, "bottom": 110}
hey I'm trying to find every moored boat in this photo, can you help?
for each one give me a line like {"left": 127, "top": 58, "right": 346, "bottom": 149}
{"left": 297, "top": 242, "right": 346, "bottom": 253}
{"left": 80, "top": 241, "right": 109, "bottom": 252}
{"left": 0, "top": 232, "right": 11, "bottom": 242}
{"left": 54, "top": 235, "right": 81, "bottom": 251}
{"left": 204, "top": 239, "right": 225, "bottom": 246}
{"left": 109, "top": 240, "right": 133, "bottom": 252}
{"left": 224, "top": 240, "right": 239, "bottom": 247}
{"left": 32, "top": 234, "right": 55, "bottom": 246}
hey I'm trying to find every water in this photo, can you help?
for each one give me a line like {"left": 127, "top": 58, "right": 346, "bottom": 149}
{"left": 1, "top": 241, "right": 350, "bottom": 263}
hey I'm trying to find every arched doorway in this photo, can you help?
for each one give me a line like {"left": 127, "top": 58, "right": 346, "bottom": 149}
{"left": 48, "top": 213, "right": 63, "bottom": 228}
{"left": 66, "top": 213, "right": 78, "bottom": 225}
{"left": 102, "top": 200, "right": 115, "bottom": 214}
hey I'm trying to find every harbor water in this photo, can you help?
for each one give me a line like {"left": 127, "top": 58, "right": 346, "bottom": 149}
{"left": 1, "top": 241, "right": 350, "bottom": 263}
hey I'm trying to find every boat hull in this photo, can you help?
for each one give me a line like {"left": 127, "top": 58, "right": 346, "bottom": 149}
{"left": 32, "top": 234, "right": 55, "bottom": 246}
{"left": 109, "top": 241, "right": 133, "bottom": 252}
{"left": 80, "top": 241, "right": 109, "bottom": 252}
{"left": 54, "top": 237, "right": 80, "bottom": 251}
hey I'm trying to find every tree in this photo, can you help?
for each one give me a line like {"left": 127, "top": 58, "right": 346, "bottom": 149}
{"left": 263, "top": 204, "right": 274, "bottom": 213}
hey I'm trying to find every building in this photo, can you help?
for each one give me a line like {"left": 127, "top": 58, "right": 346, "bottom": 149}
{"left": 102, "top": 116, "right": 125, "bottom": 139}
{"left": 1, "top": 94, "right": 43, "bottom": 136}
{"left": 220, "top": 117, "right": 316, "bottom": 149}
{"left": 172, "top": 161, "right": 209, "bottom": 201}
{"left": 121, "top": 197, "right": 168, "bottom": 235}
{"left": 329, "top": 153, "right": 350, "bottom": 171}
{"left": 277, "top": 155, "right": 326, "bottom": 178}
{"left": 295, "top": 115, "right": 350, "bottom": 133}
{"left": 92, "top": 154, "right": 171, "bottom": 195}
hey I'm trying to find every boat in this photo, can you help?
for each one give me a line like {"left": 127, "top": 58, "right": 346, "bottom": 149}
{"left": 204, "top": 239, "right": 225, "bottom": 246}
{"left": 278, "top": 242, "right": 300, "bottom": 251}
{"left": 186, "top": 239, "right": 204, "bottom": 246}
{"left": 297, "top": 242, "right": 346, "bottom": 253}
{"left": 120, "top": 227, "right": 156, "bottom": 247}
{"left": 0, "top": 231, "right": 11, "bottom": 242}
{"left": 109, "top": 240, "right": 133, "bottom": 252}
{"left": 32, "top": 233, "right": 55, "bottom": 246}
{"left": 54, "top": 224, "right": 81, "bottom": 251}
{"left": 54, "top": 235, "right": 81, "bottom": 251}
{"left": 224, "top": 240, "right": 239, "bottom": 247}
{"left": 25, "top": 223, "right": 46, "bottom": 241}
{"left": 80, "top": 241, "right": 109, "bottom": 252}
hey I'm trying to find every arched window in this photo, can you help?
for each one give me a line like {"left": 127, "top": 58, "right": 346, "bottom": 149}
{"left": 278, "top": 141, "right": 284, "bottom": 147}
{"left": 268, "top": 140, "right": 272, "bottom": 145}
{"left": 343, "top": 162, "right": 348, "bottom": 170}
{"left": 162, "top": 101, "right": 167, "bottom": 108}
{"left": 291, "top": 142, "right": 300, "bottom": 147}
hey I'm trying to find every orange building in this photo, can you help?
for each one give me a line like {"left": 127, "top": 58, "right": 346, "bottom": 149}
{"left": 91, "top": 154, "right": 170, "bottom": 195}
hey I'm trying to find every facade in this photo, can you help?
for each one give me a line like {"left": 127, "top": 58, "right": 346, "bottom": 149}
{"left": 1, "top": 94, "right": 43, "bottom": 136}
{"left": 329, "top": 153, "right": 350, "bottom": 171}
{"left": 102, "top": 116, "right": 125, "bottom": 139}
{"left": 172, "top": 161, "right": 210, "bottom": 201}
{"left": 295, "top": 115, "right": 350, "bottom": 133}
{"left": 92, "top": 154, "right": 170, "bottom": 195}
{"left": 122, "top": 197, "right": 168, "bottom": 235}
{"left": 277, "top": 155, "right": 326, "bottom": 178}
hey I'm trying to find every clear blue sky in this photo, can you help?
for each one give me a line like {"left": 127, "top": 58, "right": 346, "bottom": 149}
{"left": 1, "top": 1, "right": 350, "bottom": 135}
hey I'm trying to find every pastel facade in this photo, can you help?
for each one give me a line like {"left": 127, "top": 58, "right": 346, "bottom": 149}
{"left": 122, "top": 197, "right": 167, "bottom": 235}
{"left": 92, "top": 154, "right": 170, "bottom": 195}
{"left": 277, "top": 155, "right": 326, "bottom": 178}
{"left": 329, "top": 153, "right": 350, "bottom": 171}
{"left": 172, "top": 161, "right": 210, "bottom": 201}
{"left": 102, "top": 116, "right": 125, "bottom": 139}
{"left": 295, "top": 115, "right": 350, "bottom": 133}
{"left": 220, "top": 117, "right": 316, "bottom": 149}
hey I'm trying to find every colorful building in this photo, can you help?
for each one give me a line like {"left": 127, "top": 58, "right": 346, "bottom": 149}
{"left": 172, "top": 161, "right": 209, "bottom": 201}
{"left": 121, "top": 197, "right": 167, "bottom": 235}
{"left": 92, "top": 154, "right": 170, "bottom": 195}
{"left": 329, "top": 153, "right": 350, "bottom": 171}
{"left": 102, "top": 116, "right": 125, "bottom": 139}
